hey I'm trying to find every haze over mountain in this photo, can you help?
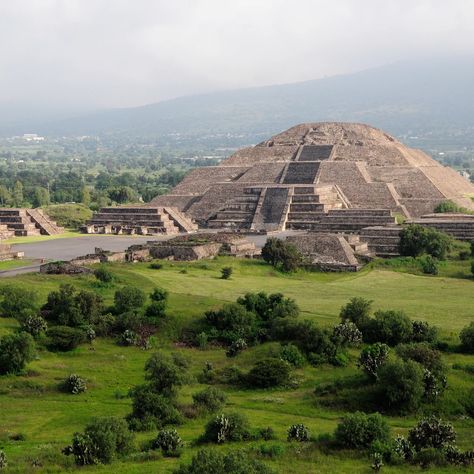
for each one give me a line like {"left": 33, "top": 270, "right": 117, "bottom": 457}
{"left": 2, "top": 56, "right": 474, "bottom": 147}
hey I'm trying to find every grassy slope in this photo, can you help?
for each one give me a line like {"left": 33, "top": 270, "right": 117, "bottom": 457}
{"left": 0, "top": 258, "right": 473, "bottom": 473}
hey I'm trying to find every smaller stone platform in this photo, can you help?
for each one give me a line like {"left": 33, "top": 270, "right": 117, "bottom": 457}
{"left": 84, "top": 206, "right": 198, "bottom": 235}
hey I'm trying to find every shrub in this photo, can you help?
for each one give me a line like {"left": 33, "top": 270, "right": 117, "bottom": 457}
{"left": 332, "top": 321, "right": 362, "bottom": 347}
{"left": 94, "top": 266, "right": 114, "bottom": 283}
{"left": 258, "top": 443, "right": 283, "bottom": 457}
{"left": 192, "top": 387, "right": 227, "bottom": 413}
{"left": 114, "top": 286, "right": 146, "bottom": 314}
{"left": 237, "top": 292, "right": 299, "bottom": 321}
{"left": 419, "top": 255, "right": 439, "bottom": 275}
{"left": 63, "top": 417, "right": 134, "bottom": 465}
{"left": 195, "top": 332, "right": 208, "bottom": 349}
{"left": 92, "top": 312, "right": 115, "bottom": 337}
{"left": 149, "top": 262, "right": 163, "bottom": 270}
{"left": 246, "top": 358, "right": 291, "bottom": 388}
{"left": 120, "top": 329, "right": 137, "bottom": 346}
{"left": 221, "top": 267, "right": 233, "bottom": 280}
{"left": 364, "top": 310, "right": 413, "bottom": 345}
{"left": 377, "top": 359, "right": 425, "bottom": 412}
{"left": 226, "top": 338, "right": 247, "bottom": 357}
{"left": 340, "top": 297, "right": 372, "bottom": 328}
{"left": 407, "top": 416, "right": 456, "bottom": 451}
{"left": 42, "top": 284, "right": 103, "bottom": 327}
{"left": 0, "top": 332, "right": 35, "bottom": 375}
{"left": 459, "top": 322, "right": 474, "bottom": 353}
{"left": 395, "top": 343, "right": 444, "bottom": 375}
{"left": 0, "top": 286, "right": 39, "bottom": 320}
{"left": 258, "top": 427, "right": 276, "bottom": 441}
{"left": 62, "top": 374, "right": 87, "bottom": 394}
{"left": 287, "top": 424, "right": 310, "bottom": 442}
{"left": 114, "top": 311, "right": 144, "bottom": 332}
{"left": 21, "top": 314, "right": 47, "bottom": 337}
{"left": 434, "top": 200, "right": 463, "bottom": 213}
{"left": 412, "top": 320, "right": 438, "bottom": 343}
{"left": 174, "top": 449, "right": 274, "bottom": 474}
{"left": 459, "top": 250, "right": 470, "bottom": 260}
{"left": 334, "top": 412, "right": 390, "bottom": 449}
{"left": 399, "top": 224, "right": 452, "bottom": 259}
{"left": 145, "top": 301, "right": 166, "bottom": 321}
{"left": 144, "top": 352, "right": 187, "bottom": 397}
{"left": 261, "top": 237, "right": 302, "bottom": 272}
{"left": 152, "top": 428, "right": 183, "bottom": 457}
{"left": 358, "top": 343, "right": 389, "bottom": 380}
{"left": 127, "top": 385, "right": 182, "bottom": 431}
{"left": 279, "top": 343, "right": 306, "bottom": 367}
{"left": 201, "top": 412, "right": 250, "bottom": 443}
{"left": 46, "top": 326, "right": 85, "bottom": 351}
{"left": 205, "top": 303, "right": 258, "bottom": 344}
{"left": 150, "top": 287, "right": 168, "bottom": 303}
{"left": 413, "top": 448, "right": 447, "bottom": 468}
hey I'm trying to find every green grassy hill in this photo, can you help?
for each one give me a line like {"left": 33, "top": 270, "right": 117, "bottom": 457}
{"left": 0, "top": 257, "right": 473, "bottom": 473}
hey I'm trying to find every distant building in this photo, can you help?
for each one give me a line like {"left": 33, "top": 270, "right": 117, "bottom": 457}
{"left": 22, "top": 133, "right": 45, "bottom": 141}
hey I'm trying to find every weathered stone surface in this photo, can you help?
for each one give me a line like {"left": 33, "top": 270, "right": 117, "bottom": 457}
{"left": 151, "top": 123, "right": 474, "bottom": 232}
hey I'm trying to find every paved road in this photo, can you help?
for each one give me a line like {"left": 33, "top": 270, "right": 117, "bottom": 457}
{"left": 0, "top": 230, "right": 303, "bottom": 277}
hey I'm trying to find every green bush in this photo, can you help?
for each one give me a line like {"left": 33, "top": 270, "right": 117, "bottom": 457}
{"left": 395, "top": 343, "right": 444, "bottom": 375}
{"left": 258, "top": 427, "right": 276, "bottom": 441}
{"left": 0, "top": 286, "right": 39, "bottom": 320}
{"left": 377, "top": 359, "right": 425, "bottom": 412}
{"left": 411, "top": 320, "right": 438, "bottom": 343}
{"left": 0, "top": 451, "right": 7, "bottom": 469}
{"left": 459, "top": 322, "right": 474, "bottom": 353}
{"left": 61, "top": 374, "right": 87, "bottom": 394}
{"left": 459, "top": 250, "right": 470, "bottom": 260}
{"left": 152, "top": 428, "right": 183, "bottom": 457}
{"left": 220, "top": 267, "right": 233, "bottom": 280}
{"left": 174, "top": 449, "right": 274, "bottom": 474}
{"left": 114, "top": 286, "right": 146, "bottom": 314}
{"left": 144, "top": 352, "right": 187, "bottom": 396}
{"left": 201, "top": 412, "right": 250, "bottom": 443}
{"left": 63, "top": 417, "right": 134, "bottom": 465}
{"left": 226, "top": 338, "right": 247, "bottom": 357}
{"left": 434, "top": 200, "right": 464, "bottom": 213}
{"left": 237, "top": 292, "right": 299, "bottom": 321}
{"left": 46, "top": 326, "right": 85, "bottom": 351}
{"left": 331, "top": 321, "right": 362, "bottom": 347}
{"left": 340, "top": 297, "right": 372, "bottom": 328}
{"left": 358, "top": 343, "right": 390, "bottom": 380}
{"left": 246, "top": 358, "right": 291, "bottom": 388}
{"left": 42, "top": 284, "right": 103, "bottom": 327}
{"left": 261, "top": 237, "right": 303, "bottom": 272}
{"left": 43, "top": 203, "right": 93, "bottom": 229}
{"left": 119, "top": 329, "right": 137, "bottom": 346}
{"left": 418, "top": 255, "right": 439, "bottom": 275}
{"left": 149, "top": 262, "right": 163, "bottom": 270}
{"left": 20, "top": 314, "right": 47, "bottom": 337}
{"left": 413, "top": 448, "right": 447, "bottom": 468}
{"left": 94, "top": 266, "right": 114, "bottom": 283}
{"left": 334, "top": 412, "right": 390, "bottom": 449}
{"left": 399, "top": 224, "right": 452, "bottom": 259}
{"left": 279, "top": 343, "right": 306, "bottom": 367}
{"left": 287, "top": 424, "right": 310, "bottom": 442}
{"left": 192, "top": 387, "right": 227, "bottom": 413}
{"left": 408, "top": 416, "right": 456, "bottom": 451}
{"left": 0, "top": 332, "right": 35, "bottom": 375}
{"left": 127, "top": 385, "right": 182, "bottom": 431}
{"left": 364, "top": 310, "right": 413, "bottom": 345}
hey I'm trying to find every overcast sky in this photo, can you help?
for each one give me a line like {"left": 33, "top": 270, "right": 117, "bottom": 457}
{"left": 1, "top": 0, "right": 473, "bottom": 110}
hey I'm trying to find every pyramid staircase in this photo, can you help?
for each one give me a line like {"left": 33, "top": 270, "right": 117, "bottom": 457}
{"left": 207, "top": 188, "right": 262, "bottom": 229}
{"left": 26, "top": 209, "right": 64, "bottom": 235}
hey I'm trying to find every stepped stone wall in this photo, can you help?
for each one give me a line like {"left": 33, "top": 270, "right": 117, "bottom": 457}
{"left": 151, "top": 122, "right": 474, "bottom": 233}
{"left": 0, "top": 208, "right": 63, "bottom": 236}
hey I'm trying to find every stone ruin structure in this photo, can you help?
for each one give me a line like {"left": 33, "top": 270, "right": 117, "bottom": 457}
{"left": 152, "top": 122, "right": 474, "bottom": 232}
{"left": 0, "top": 208, "right": 63, "bottom": 236}
{"left": 150, "top": 122, "right": 474, "bottom": 261}
{"left": 0, "top": 241, "right": 23, "bottom": 261}
{"left": 83, "top": 206, "right": 197, "bottom": 235}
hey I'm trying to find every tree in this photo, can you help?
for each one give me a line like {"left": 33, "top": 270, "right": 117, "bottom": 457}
{"left": 12, "top": 180, "right": 24, "bottom": 207}
{"left": 364, "top": 310, "right": 413, "bottom": 345}
{"left": 201, "top": 412, "right": 250, "bottom": 444}
{"left": 261, "top": 237, "right": 303, "bottom": 272}
{"left": 63, "top": 417, "right": 134, "bottom": 465}
{"left": 0, "top": 332, "right": 35, "bottom": 375}
{"left": 334, "top": 412, "right": 390, "bottom": 449}
{"left": 408, "top": 416, "right": 456, "bottom": 451}
{"left": 192, "top": 387, "right": 227, "bottom": 413}
{"left": 459, "top": 322, "right": 474, "bottom": 353}
{"left": 144, "top": 352, "right": 186, "bottom": 396}
{"left": 377, "top": 359, "right": 425, "bottom": 412}
{"left": 114, "top": 286, "right": 146, "bottom": 314}
{"left": 287, "top": 424, "right": 310, "bottom": 442}
{"left": 220, "top": 267, "right": 233, "bottom": 280}
{"left": 152, "top": 428, "right": 183, "bottom": 457}
{"left": 358, "top": 343, "right": 390, "bottom": 380}
{"left": 0, "top": 185, "right": 12, "bottom": 206}
{"left": 246, "top": 358, "right": 291, "bottom": 388}
{"left": 339, "top": 297, "right": 372, "bottom": 329}
{"left": 32, "top": 186, "right": 50, "bottom": 207}
{"left": 0, "top": 286, "right": 39, "bottom": 321}
{"left": 81, "top": 186, "right": 91, "bottom": 207}
{"left": 399, "top": 224, "right": 452, "bottom": 259}
{"left": 42, "top": 284, "right": 103, "bottom": 327}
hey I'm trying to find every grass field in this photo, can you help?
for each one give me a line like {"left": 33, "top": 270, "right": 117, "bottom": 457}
{"left": 3, "top": 231, "right": 83, "bottom": 245}
{"left": 0, "top": 259, "right": 35, "bottom": 272}
{"left": 0, "top": 257, "right": 473, "bottom": 473}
